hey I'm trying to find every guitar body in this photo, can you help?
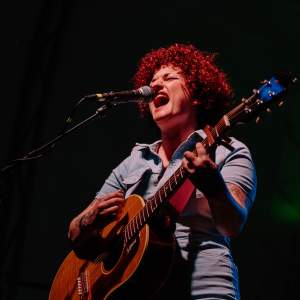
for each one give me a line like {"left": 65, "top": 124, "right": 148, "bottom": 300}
{"left": 49, "top": 194, "right": 176, "bottom": 300}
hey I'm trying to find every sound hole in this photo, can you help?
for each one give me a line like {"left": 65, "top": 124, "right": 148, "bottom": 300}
{"left": 102, "top": 233, "right": 140, "bottom": 273}
{"left": 102, "top": 234, "right": 124, "bottom": 271}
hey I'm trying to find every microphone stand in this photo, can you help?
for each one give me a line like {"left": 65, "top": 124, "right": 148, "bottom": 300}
{"left": 0, "top": 103, "right": 110, "bottom": 175}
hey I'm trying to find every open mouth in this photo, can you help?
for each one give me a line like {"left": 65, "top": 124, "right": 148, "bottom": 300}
{"left": 153, "top": 93, "right": 169, "bottom": 108}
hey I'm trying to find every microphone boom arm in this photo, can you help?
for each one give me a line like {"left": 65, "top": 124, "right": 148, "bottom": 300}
{"left": 0, "top": 104, "right": 110, "bottom": 175}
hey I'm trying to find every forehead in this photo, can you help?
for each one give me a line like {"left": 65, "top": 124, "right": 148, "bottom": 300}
{"left": 152, "top": 65, "right": 182, "bottom": 80}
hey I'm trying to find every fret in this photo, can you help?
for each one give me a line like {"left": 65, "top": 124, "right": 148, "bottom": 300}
{"left": 145, "top": 203, "right": 150, "bottom": 219}
{"left": 141, "top": 208, "right": 146, "bottom": 223}
{"left": 149, "top": 199, "right": 154, "bottom": 213}
{"left": 153, "top": 199, "right": 158, "bottom": 211}
{"left": 174, "top": 171, "right": 178, "bottom": 184}
{"left": 148, "top": 199, "right": 153, "bottom": 215}
{"left": 128, "top": 222, "right": 133, "bottom": 240}
{"left": 137, "top": 211, "right": 142, "bottom": 226}
{"left": 147, "top": 199, "right": 153, "bottom": 214}
{"left": 222, "top": 115, "right": 230, "bottom": 127}
{"left": 158, "top": 189, "right": 163, "bottom": 203}
{"left": 136, "top": 214, "right": 141, "bottom": 232}
{"left": 133, "top": 216, "right": 138, "bottom": 234}
{"left": 169, "top": 178, "right": 172, "bottom": 192}
{"left": 179, "top": 167, "right": 183, "bottom": 179}
{"left": 124, "top": 227, "right": 129, "bottom": 243}
{"left": 132, "top": 220, "right": 136, "bottom": 236}
{"left": 126, "top": 226, "right": 131, "bottom": 242}
{"left": 163, "top": 185, "right": 167, "bottom": 197}
{"left": 214, "top": 126, "right": 219, "bottom": 138}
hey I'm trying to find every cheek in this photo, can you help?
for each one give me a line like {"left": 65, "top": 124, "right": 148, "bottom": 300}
{"left": 175, "top": 94, "right": 191, "bottom": 109}
{"left": 173, "top": 84, "right": 190, "bottom": 102}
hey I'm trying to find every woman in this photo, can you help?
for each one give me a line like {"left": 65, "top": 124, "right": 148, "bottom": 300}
{"left": 68, "top": 43, "right": 257, "bottom": 299}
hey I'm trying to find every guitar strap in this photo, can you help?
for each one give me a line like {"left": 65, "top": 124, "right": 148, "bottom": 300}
{"left": 168, "top": 177, "right": 195, "bottom": 214}
{"left": 168, "top": 129, "right": 220, "bottom": 214}
{"left": 167, "top": 132, "right": 202, "bottom": 214}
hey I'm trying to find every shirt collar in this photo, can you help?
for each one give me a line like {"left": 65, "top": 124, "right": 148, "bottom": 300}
{"left": 134, "top": 129, "right": 206, "bottom": 154}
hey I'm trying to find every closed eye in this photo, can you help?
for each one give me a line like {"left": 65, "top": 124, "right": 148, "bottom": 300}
{"left": 150, "top": 76, "right": 178, "bottom": 85}
{"left": 164, "top": 76, "right": 178, "bottom": 81}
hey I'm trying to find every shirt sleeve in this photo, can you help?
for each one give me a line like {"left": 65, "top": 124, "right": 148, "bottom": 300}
{"left": 95, "top": 156, "right": 130, "bottom": 198}
{"left": 219, "top": 142, "right": 257, "bottom": 211}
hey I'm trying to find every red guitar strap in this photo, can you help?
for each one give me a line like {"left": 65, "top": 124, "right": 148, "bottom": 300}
{"left": 162, "top": 132, "right": 205, "bottom": 214}
{"left": 167, "top": 128, "right": 215, "bottom": 214}
{"left": 168, "top": 177, "right": 195, "bottom": 213}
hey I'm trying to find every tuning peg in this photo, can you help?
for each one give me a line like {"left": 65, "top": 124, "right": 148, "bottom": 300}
{"left": 278, "top": 100, "right": 285, "bottom": 107}
{"left": 261, "top": 79, "right": 272, "bottom": 86}
{"left": 256, "top": 116, "right": 263, "bottom": 124}
{"left": 266, "top": 108, "right": 272, "bottom": 113}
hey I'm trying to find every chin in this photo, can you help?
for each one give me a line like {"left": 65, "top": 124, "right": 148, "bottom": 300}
{"left": 153, "top": 112, "right": 171, "bottom": 123}
{"left": 155, "top": 115, "right": 178, "bottom": 130}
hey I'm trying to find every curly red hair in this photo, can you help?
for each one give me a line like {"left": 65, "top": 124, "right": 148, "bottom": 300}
{"left": 133, "top": 43, "right": 234, "bottom": 126}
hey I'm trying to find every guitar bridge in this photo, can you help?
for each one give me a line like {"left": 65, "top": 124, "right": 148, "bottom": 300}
{"left": 77, "top": 271, "right": 89, "bottom": 298}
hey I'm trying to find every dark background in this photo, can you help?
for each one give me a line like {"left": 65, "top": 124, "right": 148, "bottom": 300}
{"left": 1, "top": 1, "right": 299, "bottom": 299}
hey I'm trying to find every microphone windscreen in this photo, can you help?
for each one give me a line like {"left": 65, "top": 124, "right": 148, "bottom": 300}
{"left": 139, "top": 86, "right": 155, "bottom": 99}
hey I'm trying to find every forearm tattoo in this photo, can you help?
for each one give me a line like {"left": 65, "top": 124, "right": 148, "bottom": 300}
{"left": 79, "top": 211, "right": 97, "bottom": 229}
{"left": 227, "top": 183, "right": 246, "bottom": 207}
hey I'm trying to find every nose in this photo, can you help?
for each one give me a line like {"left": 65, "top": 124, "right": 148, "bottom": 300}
{"left": 150, "top": 78, "right": 164, "bottom": 94}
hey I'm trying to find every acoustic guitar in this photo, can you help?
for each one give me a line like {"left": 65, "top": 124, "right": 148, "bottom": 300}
{"left": 49, "top": 73, "right": 296, "bottom": 300}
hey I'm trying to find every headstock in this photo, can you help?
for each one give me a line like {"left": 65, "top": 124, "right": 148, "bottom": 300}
{"left": 227, "top": 73, "right": 297, "bottom": 126}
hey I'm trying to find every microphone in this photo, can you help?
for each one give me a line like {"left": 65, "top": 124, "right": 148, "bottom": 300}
{"left": 85, "top": 86, "right": 154, "bottom": 103}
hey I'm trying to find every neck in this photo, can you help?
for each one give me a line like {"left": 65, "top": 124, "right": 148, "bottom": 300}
{"left": 160, "top": 123, "right": 197, "bottom": 160}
